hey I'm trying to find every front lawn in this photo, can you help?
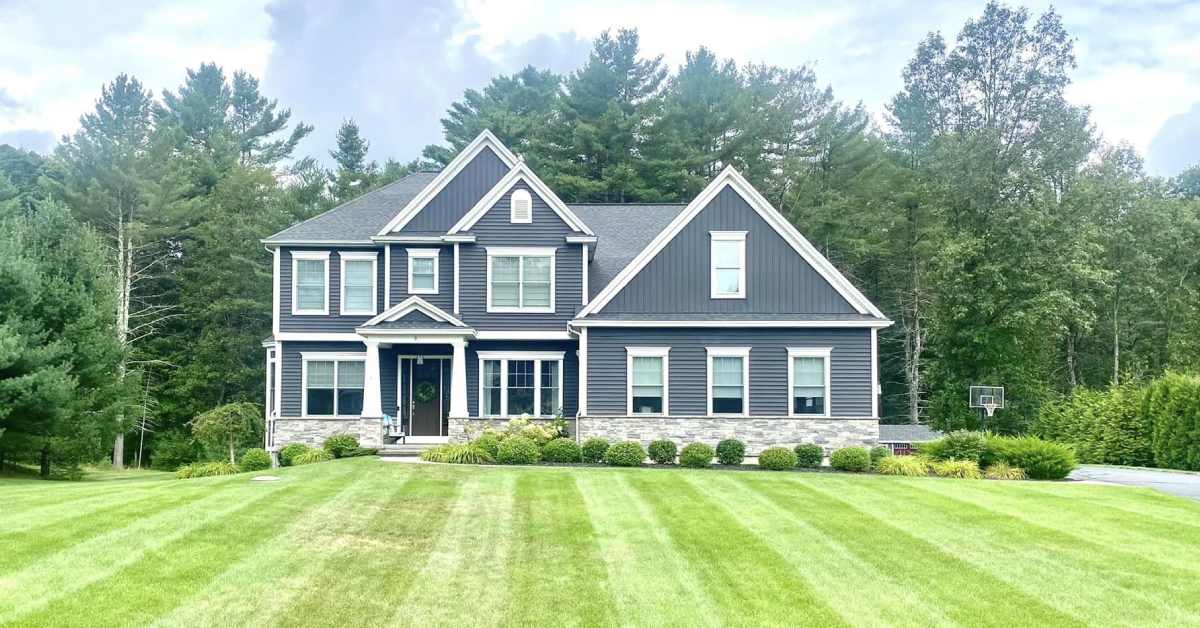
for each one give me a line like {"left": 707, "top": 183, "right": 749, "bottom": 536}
{"left": 3, "top": 458, "right": 1199, "bottom": 627}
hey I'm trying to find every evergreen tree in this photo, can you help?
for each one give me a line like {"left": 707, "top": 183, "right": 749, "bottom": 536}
{"left": 329, "top": 119, "right": 377, "bottom": 203}
{"left": 229, "top": 70, "right": 313, "bottom": 167}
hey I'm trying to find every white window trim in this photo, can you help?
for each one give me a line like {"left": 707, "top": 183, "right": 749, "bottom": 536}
{"left": 706, "top": 346, "right": 751, "bottom": 417}
{"left": 626, "top": 347, "right": 670, "bottom": 416}
{"left": 710, "top": 231, "right": 747, "bottom": 299}
{"left": 476, "top": 351, "right": 565, "bottom": 418}
{"left": 787, "top": 347, "right": 832, "bottom": 418}
{"left": 291, "top": 250, "right": 330, "bottom": 315}
{"left": 485, "top": 246, "right": 556, "bottom": 313}
{"left": 339, "top": 251, "right": 378, "bottom": 315}
{"left": 300, "top": 352, "right": 366, "bottom": 418}
{"left": 406, "top": 248, "right": 440, "bottom": 295}
{"left": 510, "top": 188, "right": 533, "bottom": 223}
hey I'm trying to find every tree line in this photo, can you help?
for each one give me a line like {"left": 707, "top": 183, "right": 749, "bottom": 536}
{"left": 1, "top": 2, "right": 1198, "bottom": 476}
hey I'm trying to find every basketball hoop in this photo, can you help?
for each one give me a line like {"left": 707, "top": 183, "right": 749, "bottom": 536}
{"left": 983, "top": 400, "right": 998, "bottom": 418}
{"left": 969, "top": 385, "right": 1005, "bottom": 423}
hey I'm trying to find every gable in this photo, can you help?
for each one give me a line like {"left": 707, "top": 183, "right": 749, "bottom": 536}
{"left": 596, "top": 185, "right": 859, "bottom": 316}
{"left": 470, "top": 180, "right": 576, "bottom": 235}
{"left": 398, "top": 147, "right": 510, "bottom": 233}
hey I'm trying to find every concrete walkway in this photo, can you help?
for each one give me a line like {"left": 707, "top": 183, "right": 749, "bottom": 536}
{"left": 1069, "top": 465, "right": 1200, "bottom": 501}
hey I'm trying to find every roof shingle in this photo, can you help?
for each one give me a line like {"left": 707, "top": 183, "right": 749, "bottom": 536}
{"left": 264, "top": 171, "right": 440, "bottom": 243}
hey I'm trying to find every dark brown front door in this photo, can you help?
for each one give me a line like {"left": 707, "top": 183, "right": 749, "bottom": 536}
{"left": 410, "top": 360, "right": 443, "bottom": 437}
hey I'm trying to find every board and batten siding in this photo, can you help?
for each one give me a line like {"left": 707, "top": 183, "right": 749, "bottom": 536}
{"left": 279, "top": 248, "right": 385, "bottom": 332}
{"left": 465, "top": 340, "right": 579, "bottom": 418}
{"left": 597, "top": 186, "right": 857, "bottom": 316}
{"left": 398, "top": 146, "right": 510, "bottom": 234}
{"left": 387, "top": 244, "right": 454, "bottom": 311}
{"left": 457, "top": 180, "right": 583, "bottom": 330}
{"left": 585, "top": 327, "right": 873, "bottom": 417}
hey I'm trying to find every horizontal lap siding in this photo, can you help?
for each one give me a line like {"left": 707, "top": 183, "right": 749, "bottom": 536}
{"left": 388, "top": 245, "right": 454, "bottom": 311}
{"left": 466, "top": 340, "right": 578, "bottom": 417}
{"left": 280, "top": 341, "right": 368, "bottom": 416}
{"left": 280, "top": 248, "right": 385, "bottom": 332}
{"left": 586, "top": 328, "right": 872, "bottom": 417}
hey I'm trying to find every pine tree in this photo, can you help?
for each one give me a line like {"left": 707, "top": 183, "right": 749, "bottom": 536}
{"left": 329, "top": 119, "right": 377, "bottom": 203}
{"left": 229, "top": 70, "right": 313, "bottom": 167}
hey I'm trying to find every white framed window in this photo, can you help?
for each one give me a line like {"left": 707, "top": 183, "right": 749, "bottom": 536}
{"left": 627, "top": 347, "right": 669, "bottom": 415}
{"left": 510, "top": 188, "right": 533, "bottom": 223}
{"left": 340, "top": 252, "right": 377, "bottom": 315}
{"left": 706, "top": 347, "right": 750, "bottom": 416}
{"left": 477, "top": 351, "right": 564, "bottom": 417}
{"left": 788, "top": 347, "right": 831, "bottom": 417}
{"left": 302, "top": 352, "right": 366, "bottom": 417}
{"left": 292, "top": 250, "right": 330, "bottom": 315}
{"left": 710, "top": 231, "right": 747, "bottom": 299}
{"left": 406, "top": 248, "right": 440, "bottom": 295}
{"left": 486, "top": 246, "right": 555, "bottom": 313}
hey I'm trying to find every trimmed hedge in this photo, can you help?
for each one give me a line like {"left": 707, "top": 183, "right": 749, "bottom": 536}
{"left": 542, "top": 437, "right": 583, "bottom": 463}
{"left": 278, "top": 442, "right": 311, "bottom": 467}
{"left": 472, "top": 433, "right": 501, "bottom": 459}
{"left": 581, "top": 437, "right": 610, "bottom": 463}
{"left": 239, "top": 448, "right": 272, "bottom": 472}
{"left": 869, "top": 445, "right": 891, "bottom": 470}
{"left": 604, "top": 441, "right": 647, "bottom": 467}
{"left": 1034, "top": 382, "right": 1152, "bottom": 466}
{"left": 920, "top": 430, "right": 987, "bottom": 463}
{"left": 176, "top": 461, "right": 239, "bottom": 479}
{"left": 758, "top": 447, "right": 797, "bottom": 471}
{"left": 830, "top": 447, "right": 870, "bottom": 472}
{"left": 323, "top": 433, "right": 360, "bottom": 458}
{"left": 987, "top": 436, "right": 1075, "bottom": 480}
{"left": 679, "top": 443, "right": 715, "bottom": 468}
{"left": 497, "top": 436, "right": 541, "bottom": 465}
{"left": 794, "top": 444, "right": 823, "bottom": 468}
{"left": 648, "top": 440, "right": 677, "bottom": 465}
{"left": 716, "top": 439, "right": 745, "bottom": 465}
{"left": 1146, "top": 372, "right": 1200, "bottom": 471}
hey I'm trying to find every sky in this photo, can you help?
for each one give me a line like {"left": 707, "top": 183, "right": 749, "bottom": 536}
{"left": 2, "top": 0, "right": 1199, "bottom": 175}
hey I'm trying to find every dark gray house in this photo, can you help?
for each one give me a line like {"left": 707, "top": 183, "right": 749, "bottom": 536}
{"left": 261, "top": 131, "right": 891, "bottom": 454}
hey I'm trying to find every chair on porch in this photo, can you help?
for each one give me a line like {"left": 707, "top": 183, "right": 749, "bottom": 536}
{"left": 383, "top": 412, "right": 408, "bottom": 444}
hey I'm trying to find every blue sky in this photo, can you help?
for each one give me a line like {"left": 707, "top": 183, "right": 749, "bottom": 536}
{"left": 2, "top": 0, "right": 1198, "bottom": 175}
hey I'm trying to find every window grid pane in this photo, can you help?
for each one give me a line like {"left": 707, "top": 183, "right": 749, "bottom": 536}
{"left": 483, "top": 360, "right": 501, "bottom": 415}
{"left": 540, "top": 361, "right": 560, "bottom": 416}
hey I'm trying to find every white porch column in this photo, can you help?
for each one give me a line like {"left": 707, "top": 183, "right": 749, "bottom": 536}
{"left": 361, "top": 339, "right": 383, "bottom": 418}
{"left": 449, "top": 338, "right": 468, "bottom": 418}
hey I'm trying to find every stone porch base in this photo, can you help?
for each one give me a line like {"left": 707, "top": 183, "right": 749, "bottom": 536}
{"left": 271, "top": 417, "right": 384, "bottom": 450}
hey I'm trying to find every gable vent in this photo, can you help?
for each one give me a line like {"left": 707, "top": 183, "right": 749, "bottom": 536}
{"left": 510, "top": 189, "right": 532, "bottom": 223}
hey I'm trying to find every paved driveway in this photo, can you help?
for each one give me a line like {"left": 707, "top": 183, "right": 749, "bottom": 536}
{"left": 1069, "top": 465, "right": 1200, "bottom": 501}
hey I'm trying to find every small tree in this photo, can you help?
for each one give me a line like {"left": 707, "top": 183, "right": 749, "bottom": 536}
{"left": 191, "top": 402, "right": 260, "bottom": 464}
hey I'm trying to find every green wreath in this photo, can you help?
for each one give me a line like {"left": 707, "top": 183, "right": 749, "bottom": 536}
{"left": 414, "top": 381, "right": 437, "bottom": 403}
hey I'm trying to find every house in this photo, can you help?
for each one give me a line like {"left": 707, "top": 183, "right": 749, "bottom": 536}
{"left": 260, "top": 131, "right": 892, "bottom": 454}
{"left": 878, "top": 424, "right": 943, "bottom": 455}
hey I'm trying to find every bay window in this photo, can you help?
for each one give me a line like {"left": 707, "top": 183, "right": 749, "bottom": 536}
{"left": 486, "top": 247, "right": 555, "bottom": 312}
{"left": 707, "top": 347, "right": 749, "bottom": 415}
{"left": 340, "top": 252, "right": 377, "bottom": 314}
{"left": 303, "top": 354, "right": 365, "bottom": 417}
{"left": 788, "top": 347, "right": 831, "bottom": 417}
{"left": 627, "top": 347, "right": 669, "bottom": 415}
{"left": 477, "top": 352, "right": 564, "bottom": 417}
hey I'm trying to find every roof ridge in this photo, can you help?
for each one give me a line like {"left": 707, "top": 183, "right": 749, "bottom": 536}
{"left": 265, "top": 171, "right": 434, "bottom": 241}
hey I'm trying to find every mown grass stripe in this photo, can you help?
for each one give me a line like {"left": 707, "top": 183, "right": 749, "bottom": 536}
{"left": 751, "top": 474, "right": 1085, "bottom": 628}
{"left": 576, "top": 471, "right": 722, "bottom": 628}
{"left": 629, "top": 471, "right": 848, "bottom": 628}
{"left": 500, "top": 469, "right": 618, "bottom": 628}
{"left": 688, "top": 472, "right": 957, "bottom": 628}
{"left": 1, "top": 480, "right": 201, "bottom": 528}
{"left": 1023, "top": 482, "right": 1200, "bottom": 530}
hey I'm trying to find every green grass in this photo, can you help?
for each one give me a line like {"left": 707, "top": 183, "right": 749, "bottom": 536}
{"left": 2, "top": 459, "right": 1200, "bottom": 627}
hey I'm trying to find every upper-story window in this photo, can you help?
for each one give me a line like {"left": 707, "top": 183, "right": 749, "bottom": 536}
{"left": 340, "top": 252, "right": 377, "bottom": 315}
{"left": 292, "top": 250, "right": 329, "bottom": 315}
{"left": 486, "top": 246, "right": 555, "bottom": 313}
{"left": 510, "top": 189, "right": 532, "bottom": 223}
{"left": 406, "top": 248, "right": 439, "bottom": 295}
{"left": 710, "top": 231, "right": 747, "bottom": 299}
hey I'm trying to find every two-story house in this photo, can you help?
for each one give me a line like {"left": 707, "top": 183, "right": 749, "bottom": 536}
{"left": 261, "top": 131, "right": 891, "bottom": 454}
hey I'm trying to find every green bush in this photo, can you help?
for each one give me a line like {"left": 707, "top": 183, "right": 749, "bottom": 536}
{"left": 758, "top": 447, "right": 797, "bottom": 471}
{"left": 877, "top": 455, "right": 930, "bottom": 476}
{"left": 929, "top": 459, "right": 982, "bottom": 479}
{"left": 421, "top": 443, "right": 493, "bottom": 464}
{"left": 988, "top": 436, "right": 1076, "bottom": 480}
{"left": 984, "top": 462, "right": 1027, "bottom": 480}
{"left": 679, "top": 443, "right": 715, "bottom": 468}
{"left": 347, "top": 447, "right": 378, "bottom": 457}
{"left": 604, "top": 441, "right": 647, "bottom": 467}
{"left": 278, "top": 442, "right": 312, "bottom": 467}
{"left": 239, "top": 448, "right": 272, "bottom": 472}
{"left": 581, "top": 437, "right": 610, "bottom": 463}
{"left": 150, "top": 430, "right": 202, "bottom": 471}
{"left": 716, "top": 439, "right": 745, "bottom": 465}
{"left": 794, "top": 443, "right": 823, "bottom": 468}
{"left": 1034, "top": 382, "right": 1152, "bottom": 466}
{"left": 921, "top": 430, "right": 987, "bottom": 463}
{"left": 869, "top": 445, "right": 892, "bottom": 470}
{"left": 176, "top": 461, "right": 239, "bottom": 479}
{"left": 497, "top": 436, "right": 541, "bottom": 465}
{"left": 323, "top": 433, "right": 360, "bottom": 458}
{"left": 1146, "top": 372, "right": 1200, "bottom": 471}
{"left": 542, "top": 438, "right": 583, "bottom": 463}
{"left": 292, "top": 449, "right": 334, "bottom": 465}
{"left": 472, "top": 432, "right": 501, "bottom": 459}
{"left": 830, "top": 447, "right": 870, "bottom": 472}
{"left": 647, "top": 440, "right": 677, "bottom": 465}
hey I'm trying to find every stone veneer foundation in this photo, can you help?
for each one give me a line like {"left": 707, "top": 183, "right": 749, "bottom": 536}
{"left": 271, "top": 418, "right": 384, "bottom": 450}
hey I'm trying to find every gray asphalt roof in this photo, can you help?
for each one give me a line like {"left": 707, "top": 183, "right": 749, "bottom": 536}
{"left": 264, "top": 171, "right": 440, "bottom": 242}
{"left": 370, "top": 319, "right": 458, "bottom": 330}
{"left": 579, "top": 312, "right": 885, "bottom": 321}
{"left": 877, "top": 424, "right": 943, "bottom": 443}
{"left": 569, "top": 204, "right": 687, "bottom": 299}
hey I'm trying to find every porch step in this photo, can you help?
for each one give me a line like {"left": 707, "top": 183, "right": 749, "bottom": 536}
{"left": 376, "top": 444, "right": 434, "bottom": 458}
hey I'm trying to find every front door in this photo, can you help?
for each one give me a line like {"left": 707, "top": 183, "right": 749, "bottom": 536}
{"left": 409, "top": 359, "right": 444, "bottom": 437}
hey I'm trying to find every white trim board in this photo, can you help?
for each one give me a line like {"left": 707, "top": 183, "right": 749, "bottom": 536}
{"left": 405, "top": 248, "right": 440, "bottom": 295}
{"left": 290, "top": 250, "right": 330, "bottom": 316}
{"left": 361, "top": 295, "right": 468, "bottom": 328}
{"left": 569, "top": 319, "right": 893, "bottom": 328}
{"left": 447, "top": 162, "right": 594, "bottom": 236}
{"left": 576, "top": 166, "right": 885, "bottom": 319}
{"left": 706, "top": 346, "right": 751, "bottom": 417}
{"left": 339, "top": 250, "right": 379, "bottom": 315}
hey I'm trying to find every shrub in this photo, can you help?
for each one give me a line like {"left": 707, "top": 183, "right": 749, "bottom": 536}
{"left": 497, "top": 436, "right": 541, "bottom": 465}
{"left": 239, "top": 448, "right": 272, "bottom": 472}
{"left": 347, "top": 447, "right": 378, "bottom": 457}
{"left": 869, "top": 445, "right": 892, "bottom": 470}
{"left": 921, "top": 430, "right": 987, "bottom": 463}
{"left": 292, "top": 449, "right": 334, "bottom": 466}
{"left": 542, "top": 438, "right": 583, "bottom": 463}
{"left": 988, "top": 436, "right": 1076, "bottom": 480}
{"left": 679, "top": 443, "right": 715, "bottom": 468}
{"left": 929, "top": 459, "right": 982, "bottom": 479}
{"left": 1146, "top": 371, "right": 1200, "bottom": 471}
{"left": 323, "top": 433, "right": 360, "bottom": 458}
{"left": 278, "top": 442, "right": 311, "bottom": 467}
{"left": 984, "top": 462, "right": 1027, "bottom": 480}
{"left": 421, "top": 443, "right": 493, "bottom": 464}
{"left": 604, "top": 441, "right": 647, "bottom": 467}
{"left": 877, "top": 455, "right": 930, "bottom": 476}
{"left": 647, "top": 440, "right": 677, "bottom": 465}
{"left": 581, "top": 437, "right": 610, "bottom": 463}
{"left": 830, "top": 447, "right": 870, "bottom": 472}
{"left": 176, "top": 461, "right": 239, "bottom": 479}
{"left": 472, "top": 432, "right": 501, "bottom": 459}
{"left": 150, "top": 430, "right": 202, "bottom": 471}
{"left": 794, "top": 444, "right": 823, "bottom": 468}
{"left": 716, "top": 439, "right": 745, "bottom": 465}
{"left": 191, "top": 402, "right": 262, "bottom": 464}
{"left": 1034, "top": 382, "right": 1152, "bottom": 467}
{"left": 758, "top": 447, "right": 798, "bottom": 471}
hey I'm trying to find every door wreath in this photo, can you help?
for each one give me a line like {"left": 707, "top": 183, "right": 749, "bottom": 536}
{"left": 414, "top": 381, "right": 437, "bottom": 403}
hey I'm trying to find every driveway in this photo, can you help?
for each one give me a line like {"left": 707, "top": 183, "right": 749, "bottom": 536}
{"left": 1069, "top": 465, "right": 1200, "bottom": 501}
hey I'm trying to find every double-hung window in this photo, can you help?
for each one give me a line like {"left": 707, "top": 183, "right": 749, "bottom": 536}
{"left": 303, "top": 354, "right": 365, "bottom": 417}
{"left": 710, "top": 231, "right": 746, "bottom": 299}
{"left": 789, "top": 347, "right": 831, "bottom": 416}
{"left": 707, "top": 347, "right": 750, "bottom": 416}
{"left": 477, "top": 352, "right": 564, "bottom": 417}
{"left": 292, "top": 251, "right": 329, "bottom": 314}
{"left": 340, "top": 252, "right": 377, "bottom": 314}
{"left": 627, "top": 347, "right": 669, "bottom": 415}
{"left": 407, "top": 248, "right": 439, "bottom": 295}
{"left": 487, "top": 247, "right": 554, "bottom": 312}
